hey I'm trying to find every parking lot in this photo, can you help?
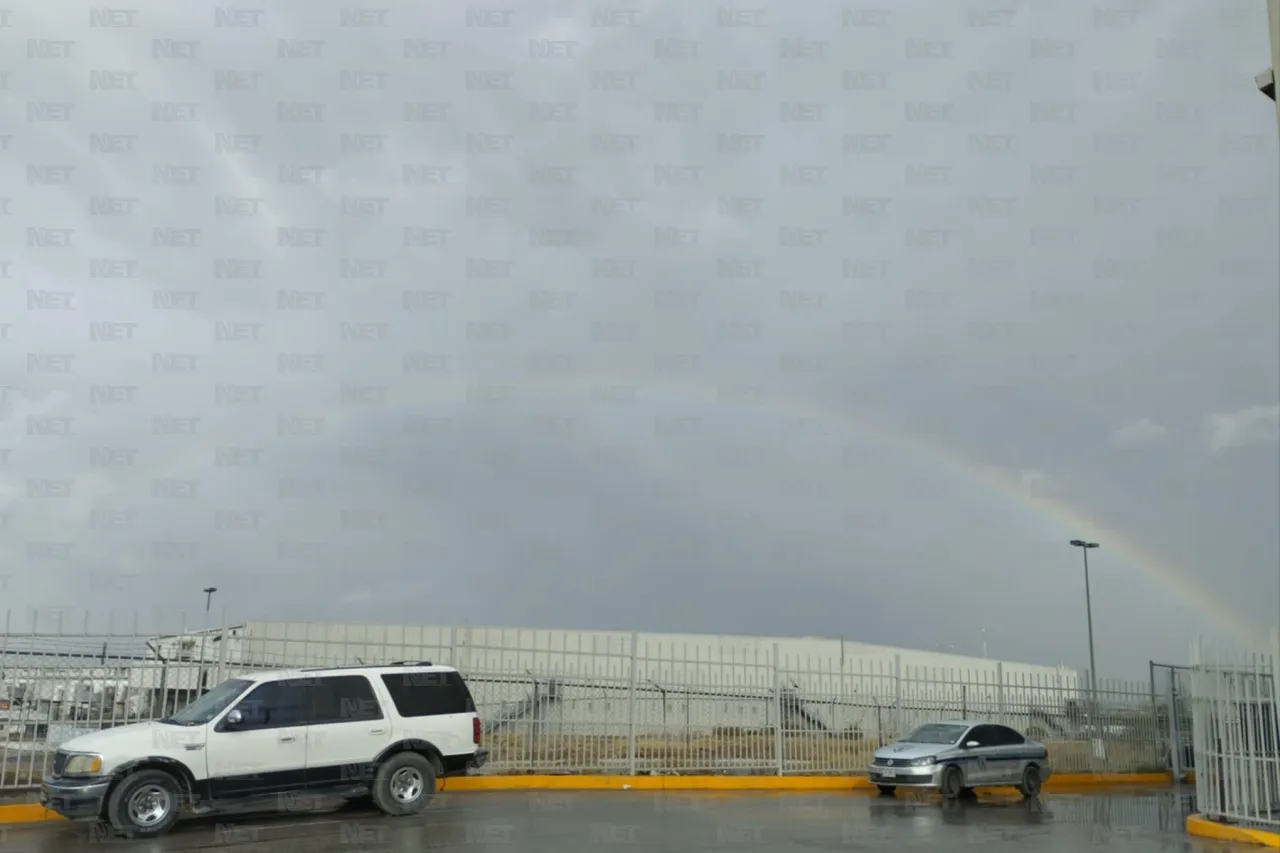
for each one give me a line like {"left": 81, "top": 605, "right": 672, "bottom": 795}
{"left": 0, "top": 789, "right": 1215, "bottom": 852}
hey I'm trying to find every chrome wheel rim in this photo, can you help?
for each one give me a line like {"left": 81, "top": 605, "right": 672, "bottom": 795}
{"left": 390, "top": 767, "right": 423, "bottom": 803}
{"left": 127, "top": 784, "right": 171, "bottom": 826}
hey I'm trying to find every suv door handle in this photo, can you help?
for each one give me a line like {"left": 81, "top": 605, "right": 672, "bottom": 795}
{"left": 370, "top": 728, "right": 386, "bottom": 735}
{"left": 279, "top": 735, "right": 297, "bottom": 743}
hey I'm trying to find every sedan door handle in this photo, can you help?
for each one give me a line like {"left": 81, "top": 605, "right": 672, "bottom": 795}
{"left": 279, "top": 735, "right": 297, "bottom": 743}
{"left": 370, "top": 728, "right": 386, "bottom": 735}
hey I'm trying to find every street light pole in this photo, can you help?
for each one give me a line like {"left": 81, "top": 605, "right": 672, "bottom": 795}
{"left": 1070, "top": 540, "right": 1102, "bottom": 754}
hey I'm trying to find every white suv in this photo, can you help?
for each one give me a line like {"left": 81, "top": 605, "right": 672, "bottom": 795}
{"left": 40, "top": 662, "right": 487, "bottom": 838}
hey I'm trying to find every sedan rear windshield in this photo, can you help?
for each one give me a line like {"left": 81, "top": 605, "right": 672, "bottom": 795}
{"left": 903, "top": 724, "right": 969, "bottom": 745}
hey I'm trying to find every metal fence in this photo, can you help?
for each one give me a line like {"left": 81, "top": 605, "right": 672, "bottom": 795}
{"left": 1, "top": 615, "right": 1171, "bottom": 790}
{"left": 1188, "top": 637, "right": 1280, "bottom": 829}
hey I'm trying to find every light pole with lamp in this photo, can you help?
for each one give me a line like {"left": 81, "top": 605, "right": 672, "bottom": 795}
{"left": 1069, "top": 540, "right": 1102, "bottom": 760}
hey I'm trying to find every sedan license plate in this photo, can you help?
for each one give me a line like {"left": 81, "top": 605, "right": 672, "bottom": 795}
{"left": 880, "top": 768, "right": 896, "bottom": 778}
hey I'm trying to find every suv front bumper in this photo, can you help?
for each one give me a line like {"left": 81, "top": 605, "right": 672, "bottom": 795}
{"left": 41, "top": 776, "right": 112, "bottom": 820}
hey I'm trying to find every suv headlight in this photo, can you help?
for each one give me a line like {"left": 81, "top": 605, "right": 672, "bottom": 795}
{"left": 63, "top": 754, "right": 104, "bottom": 777}
{"left": 910, "top": 756, "right": 936, "bottom": 767}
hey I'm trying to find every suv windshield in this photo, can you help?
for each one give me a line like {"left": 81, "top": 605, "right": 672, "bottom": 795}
{"left": 902, "top": 724, "right": 969, "bottom": 745}
{"left": 160, "top": 678, "right": 253, "bottom": 726}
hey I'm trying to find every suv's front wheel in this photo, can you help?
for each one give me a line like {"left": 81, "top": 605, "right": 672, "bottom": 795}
{"left": 371, "top": 753, "right": 436, "bottom": 816}
{"left": 104, "top": 769, "right": 183, "bottom": 838}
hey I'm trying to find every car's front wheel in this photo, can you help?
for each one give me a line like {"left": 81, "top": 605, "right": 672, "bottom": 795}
{"left": 939, "top": 765, "right": 964, "bottom": 800}
{"left": 1018, "top": 764, "right": 1043, "bottom": 798}
{"left": 104, "top": 769, "right": 183, "bottom": 838}
{"left": 371, "top": 752, "right": 436, "bottom": 816}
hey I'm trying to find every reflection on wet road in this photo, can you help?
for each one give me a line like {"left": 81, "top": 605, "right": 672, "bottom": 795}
{"left": 0, "top": 788, "right": 1229, "bottom": 852}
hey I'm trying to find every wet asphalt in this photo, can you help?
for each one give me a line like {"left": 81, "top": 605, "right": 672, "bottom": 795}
{"left": 0, "top": 788, "right": 1234, "bottom": 852}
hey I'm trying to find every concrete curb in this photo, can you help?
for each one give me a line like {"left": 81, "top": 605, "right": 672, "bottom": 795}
{"left": 0, "top": 772, "right": 1180, "bottom": 825}
{"left": 1186, "top": 814, "right": 1280, "bottom": 848}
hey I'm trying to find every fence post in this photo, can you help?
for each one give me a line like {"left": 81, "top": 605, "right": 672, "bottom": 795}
{"left": 449, "top": 625, "right": 458, "bottom": 670}
{"left": 774, "top": 642, "right": 784, "bottom": 776}
{"left": 893, "top": 654, "right": 902, "bottom": 738}
{"left": 1169, "top": 671, "right": 1183, "bottom": 780}
{"left": 627, "top": 631, "right": 638, "bottom": 776}
{"left": 215, "top": 610, "right": 228, "bottom": 686}
{"left": 996, "top": 663, "right": 1005, "bottom": 725}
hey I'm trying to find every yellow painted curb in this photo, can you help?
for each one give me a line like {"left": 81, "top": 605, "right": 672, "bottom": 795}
{"left": 1042, "top": 772, "right": 1172, "bottom": 790}
{"left": 1187, "top": 814, "right": 1280, "bottom": 848}
{"left": 0, "top": 773, "right": 1178, "bottom": 825}
{"left": 0, "top": 804, "right": 64, "bottom": 824}
{"left": 443, "top": 775, "right": 869, "bottom": 792}
{"left": 439, "top": 772, "right": 1174, "bottom": 794}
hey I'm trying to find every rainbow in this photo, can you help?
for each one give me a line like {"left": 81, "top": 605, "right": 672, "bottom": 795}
{"left": 50, "top": 373, "right": 1254, "bottom": 645}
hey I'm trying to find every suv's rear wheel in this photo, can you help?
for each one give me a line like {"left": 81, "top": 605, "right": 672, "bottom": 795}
{"left": 104, "top": 769, "right": 183, "bottom": 838}
{"left": 371, "top": 753, "right": 436, "bottom": 816}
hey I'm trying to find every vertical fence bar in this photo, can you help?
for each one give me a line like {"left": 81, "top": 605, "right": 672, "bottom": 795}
{"left": 773, "top": 643, "right": 783, "bottom": 776}
{"left": 0, "top": 610, "right": 10, "bottom": 789}
{"left": 1168, "top": 672, "right": 1182, "bottom": 780}
{"left": 996, "top": 662, "right": 1005, "bottom": 726}
{"left": 215, "top": 610, "right": 227, "bottom": 687}
{"left": 893, "top": 654, "right": 902, "bottom": 739}
{"left": 626, "top": 630, "right": 637, "bottom": 776}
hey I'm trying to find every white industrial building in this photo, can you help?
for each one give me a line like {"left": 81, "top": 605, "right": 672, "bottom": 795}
{"left": 4, "top": 622, "right": 1088, "bottom": 750}
{"left": 139, "top": 622, "right": 1087, "bottom": 741}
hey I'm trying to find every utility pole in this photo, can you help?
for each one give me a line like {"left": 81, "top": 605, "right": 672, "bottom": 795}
{"left": 1259, "top": 0, "right": 1279, "bottom": 137}
{"left": 1070, "top": 540, "right": 1103, "bottom": 767}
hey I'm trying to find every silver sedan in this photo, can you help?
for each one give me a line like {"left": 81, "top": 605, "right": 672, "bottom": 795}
{"left": 867, "top": 720, "right": 1051, "bottom": 800}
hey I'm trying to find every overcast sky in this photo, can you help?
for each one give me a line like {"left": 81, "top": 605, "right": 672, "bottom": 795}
{"left": 1, "top": 0, "right": 1277, "bottom": 678}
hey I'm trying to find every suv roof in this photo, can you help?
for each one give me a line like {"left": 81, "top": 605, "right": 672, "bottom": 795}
{"left": 240, "top": 662, "right": 459, "bottom": 684}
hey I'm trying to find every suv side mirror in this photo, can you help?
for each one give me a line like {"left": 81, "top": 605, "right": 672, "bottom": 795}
{"left": 225, "top": 709, "right": 243, "bottom": 727}
{"left": 964, "top": 740, "right": 980, "bottom": 749}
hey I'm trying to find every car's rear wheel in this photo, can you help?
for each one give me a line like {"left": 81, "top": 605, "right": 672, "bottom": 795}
{"left": 104, "top": 769, "right": 183, "bottom": 838}
{"left": 371, "top": 753, "right": 436, "bottom": 817}
{"left": 940, "top": 765, "right": 964, "bottom": 800}
{"left": 876, "top": 785, "right": 896, "bottom": 796}
{"left": 1018, "top": 764, "right": 1043, "bottom": 798}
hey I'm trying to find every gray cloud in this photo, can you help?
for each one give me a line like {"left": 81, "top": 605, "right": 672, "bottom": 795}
{"left": 1110, "top": 418, "right": 1169, "bottom": 446}
{"left": 1206, "top": 404, "right": 1280, "bottom": 453}
{"left": 1, "top": 0, "right": 1277, "bottom": 678}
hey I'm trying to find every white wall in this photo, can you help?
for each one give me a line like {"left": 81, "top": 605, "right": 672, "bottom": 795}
{"left": 221, "top": 621, "right": 1082, "bottom": 731}
{"left": 235, "top": 621, "right": 1078, "bottom": 683}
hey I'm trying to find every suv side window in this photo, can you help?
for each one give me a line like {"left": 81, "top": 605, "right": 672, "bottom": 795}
{"left": 232, "top": 679, "right": 308, "bottom": 729}
{"left": 309, "top": 675, "right": 384, "bottom": 724}
{"left": 380, "top": 671, "right": 475, "bottom": 717}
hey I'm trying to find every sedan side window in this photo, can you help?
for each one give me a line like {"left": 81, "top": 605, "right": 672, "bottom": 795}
{"left": 997, "top": 726, "right": 1025, "bottom": 745}
{"left": 967, "top": 725, "right": 996, "bottom": 747}
{"left": 231, "top": 680, "right": 308, "bottom": 729}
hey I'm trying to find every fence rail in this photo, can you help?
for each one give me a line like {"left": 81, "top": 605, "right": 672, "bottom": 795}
{"left": 1, "top": 616, "right": 1172, "bottom": 790}
{"left": 1189, "top": 637, "right": 1280, "bottom": 829}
